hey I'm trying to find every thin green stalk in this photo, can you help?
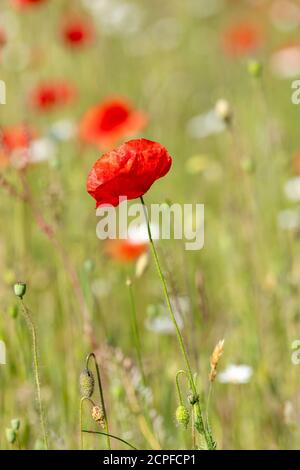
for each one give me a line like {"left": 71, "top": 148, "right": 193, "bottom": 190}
{"left": 86, "top": 353, "right": 111, "bottom": 450}
{"left": 20, "top": 300, "right": 48, "bottom": 450}
{"left": 80, "top": 397, "right": 94, "bottom": 449}
{"left": 126, "top": 278, "right": 146, "bottom": 385}
{"left": 82, "top": 430, "right": 138, "bottom": 450}
{"left": 140, "top": 196, "right": 213, "bottom": 449}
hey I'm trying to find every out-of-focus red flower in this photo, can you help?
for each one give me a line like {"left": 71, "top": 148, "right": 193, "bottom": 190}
{"left": 105, "top": 239, "right": 148, "bottom": 262}
{"left": 80, "top": 97, "right": 147, "bottom": 150}
{"left": 62, "top": 18, "right": 94, "bottom": 48}
{"left": 0, "top": 125, "right": 35, "bottom": 155}
{"left": 11, "top": 0, "right": 47, "bottom": 8}
{"left": 87, "top": 138, "right": 172, "bottom": 207}
{"left": 222, "top": 21, "right": 262, "bottom": 57}
{"left": 0, "top": 28, "right": 6, "bottom": 48}
{"left": 29, "top": 80, "right": 76, "bottom": 112}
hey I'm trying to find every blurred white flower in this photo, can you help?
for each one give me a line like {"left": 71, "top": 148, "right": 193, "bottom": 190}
{"left": 187, "top": 0, "right": 224, "bottom": 18}
{"left": 127, "top": 222, "right": 159, "bottom": 244}
{"left": 48, "top": 120, "right": 76, "bottom": 142}
{"left": 278, "top": 208, "right": 300, "bottom": 230}
{"left": 83, "top": 0, "right": 144, "bottom": 36}
{"left": 284, "top": 177, "right": 300, "bottom": 201}
{"left": 187, "top": 109, "right": 226, "bottom": 139}
{"left": 270, "top": 1, "right": 300, "bottom": 32}
{"left": 218, "top": 364, "right": 253, "bottom": 384}
{"left": 127, "top": 18, "right": 181, "bottom": 56}
{"left": 29, "top": 138, "right": 57, "bottom": 163}
{"left": 270, "top": 46, "right": 300, "bottom": 79}
{"left": 145, "top": 296, "right": 189, "bottom": 335}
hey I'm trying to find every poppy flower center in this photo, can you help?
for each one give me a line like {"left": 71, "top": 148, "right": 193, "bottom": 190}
{"left": 99, "top": 105, "right": 130, "bottom": 132}
{"left": 38, "top": 88, "right": 57, "bottom": 107}
{"left": 66, "top": 28, "right": 84, "bottom": 43}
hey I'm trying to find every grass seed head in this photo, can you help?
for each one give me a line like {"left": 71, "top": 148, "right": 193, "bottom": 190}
{"left": 80, "top": 368, "right": 95, "bottom": 398}
{"left": 209, "top": 339, "right": 225, "bottom": 382}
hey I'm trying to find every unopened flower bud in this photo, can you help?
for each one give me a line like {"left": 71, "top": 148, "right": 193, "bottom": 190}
{"left": 176, "top": 405, "right": 190, "bottom": 428}
{"left": 13, "top": 282, "right": 26, "bottom": 299}
{"left": 11, "top": 418, "right": 20, "bottom": 432}
{"left": 247, "top": 59, "right": 263, "bottom": 78}
{"left": 80, "top": 368, "right": 94, "bottom": 398}
{"left": 6, "top": 428, "right": 16, "bottom": 444}
{"left": 188, "top": 393, "right": 199, "bottom": 405}
{"left": 215, "top": 99, "right": 232, "bottom": 125}
{"left": 8, "top": 304, "right": 18, "bottom": 319}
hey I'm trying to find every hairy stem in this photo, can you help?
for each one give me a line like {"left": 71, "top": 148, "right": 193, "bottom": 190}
{"left": 20, "top": 300, "right": 48, "bottom": 450}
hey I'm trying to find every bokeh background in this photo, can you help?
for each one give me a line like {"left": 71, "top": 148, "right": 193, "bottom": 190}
{"left": 1, "top": 0, "right": 300, "bottom": 450}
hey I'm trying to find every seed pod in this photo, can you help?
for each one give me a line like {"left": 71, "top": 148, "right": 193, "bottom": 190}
{"left": 11, "top": 418, "right": 20, "bottom": 432}
{"left": 6, "top": 428, "right": 16, "bottom": 444}
{"left": 80, "top": 368, "right": 94, "bottom": 398}
{"left": 13, "top": 282, "right": 27, "bottom": 299}
{"left": 92, "top": 405, "right": 105, "bottom": 429}
{"left": 175, "top": 405, "right": 190, "bottom": 429}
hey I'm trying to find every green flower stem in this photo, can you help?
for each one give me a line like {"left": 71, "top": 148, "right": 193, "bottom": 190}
{"left": 86, "top": 353, "right": 111, "bottom": 450}
{"left": 126, "top": 279, "right": 146, "bottom": 386}
{"left": 140, "top": 196, "right": 213, "bottom": 449}
{"left": 82, "top": 430, "right": 138, "bottom": 450}
{"left": 20, "top": 300, "right": 48, "bottom": 450}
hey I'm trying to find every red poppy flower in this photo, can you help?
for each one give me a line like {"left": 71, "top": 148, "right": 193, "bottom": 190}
{"left": 29, "top": 80, "right": 76, "bottom": 112}
{"left": 0, "top": 125, "right": 35, "bottom": 155}
{"left": 105, "top": 239, "right": 148, "bottom": 262}
{"left": 79, "top": 97, "right": 147, "bottom": 150}
{"left": 222, "top": 21, "right": 262, "bottom": 57}
{"left": 87, "top": 138, "right": 172, "bottom": 207}
{"left": 62, "top": 18, "right": 94, "bottom": 48}
{"left": 11, "top": 0, "right": 47, "bottom": 8}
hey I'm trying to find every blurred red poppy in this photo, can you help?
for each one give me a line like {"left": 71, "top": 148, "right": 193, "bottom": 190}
{"left": 87, "top": 138, "right": 172, "bottom": 207}
{"left": 0, "top": 125, "right": 35, "bottom": 155}
{"left": 11, "top": 0, "right": 47, "bottom": 8}
{"left": 0, "top": 28, "right": 6, "bottom": 48}
{"left": 222, "top": 21, "right": 262, "bottom": 57}
{"left": 105, "top": 239, "right": 148, "bottom": 262}
{"left": 80, "top": 97, "right": 147, "bottom": 150}
{"left": 62, "top": 18, "right": 94, "bottom": 48}
{"left": 29, "top": 80, "right": 76, "bottom": 112}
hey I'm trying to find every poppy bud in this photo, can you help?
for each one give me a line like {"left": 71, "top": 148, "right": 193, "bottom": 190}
{"left": 92, "top": 405, "right": 105, "bottom": 428}
{"left": 13, "top": 282, "right": 26, "bottom": 299}
{"left": 8, "top": 304, "right": 18, "bottom": 319}
{"left": 247, "top": 59, "right": 263, "bottom": 78}
{"left": 188, "top": 393, "right": 199, "bottom": 405}
{"left": 80, "top": 368, "right": 94, "bottom": 398}
{"left": 5, "top": 428, "right": 16, "bottom": 444}
{"left": 11, "top": 418, "right": 20, "bottom": 432}
{"left": 175, "top": 405, "right": 190, "bottom": 428}
{"left": 215, "top": 99, "right": 232, "bottom": 125}
{"left": 241, "top": 158, "right": 255, "bottom": 174}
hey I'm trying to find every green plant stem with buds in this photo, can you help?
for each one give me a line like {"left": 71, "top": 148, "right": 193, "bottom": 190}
{"left": 20, "top": 300, "right": 48, "bottom": 450}
{"left": 140, "top": 196, "right": 214, "bottom": 450}
{"left": 86, "top": 353, "right": 111, "bottom": 450}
